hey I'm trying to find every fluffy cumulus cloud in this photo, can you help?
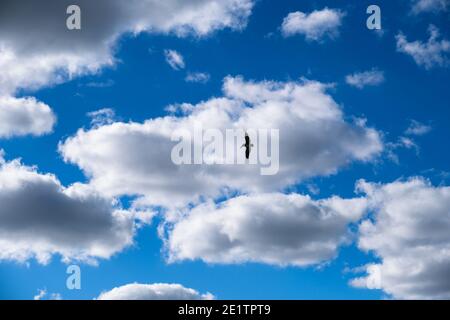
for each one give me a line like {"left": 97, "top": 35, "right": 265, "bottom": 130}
{"left": 59, "top": 76, "right": 383, "bottom": 208}
{"left": 351, "top": 178, "right": 450, "bottom": 299}
{"left": 396, "top": 25, "right": 450, "bottom": 69}
{"left": 0, "top": 96, "right": 56, "bottom": 137}
{"left": 345, "top": 69, "right": 385, "bottom": 89}
{"left": 165, "top": 193, "right": 368, "bottom": 266}
{"left": 97, "top": 283, "right": 214, "bottom": 300}
{"left": 0, "top": 151, "right": 152, "bottom": 264}
{"left": 281, "top": 8, "right": 344, "bottom": 41}
{"left": 0, "top": 0, "right": 254, "bottom": 137}
{"left": 0, "top": 0, "right": 253, "bottom": 93}
{"left": 411, "top": 0, "right": 448, "bottom": 14}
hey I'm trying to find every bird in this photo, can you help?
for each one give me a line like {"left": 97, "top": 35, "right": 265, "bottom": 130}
{"left": 241, "top": 132, "right": 254, "bottom": 159}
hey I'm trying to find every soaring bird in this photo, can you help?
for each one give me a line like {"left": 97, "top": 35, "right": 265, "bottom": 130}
{"left": 241, "top": 132, "right": 254, "bottom": 159}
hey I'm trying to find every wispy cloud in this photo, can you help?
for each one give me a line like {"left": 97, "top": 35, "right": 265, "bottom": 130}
{"left": 87, "top": 108, "right": 116, "bottom": 128}
{"left": 83, "top": 79, "right": 115, "bottom": 88}
{"left": 405, "top": 120, "right": 432, "bottom": 136}
{"left": 164, "top": 49, "right": 185, "bottom": 70}
{"left": 396, "top": 25, "right": 450, "bottom": 69}
{"left": 346, "top": 69, "right": 385, "bottom": 89}
{"left": 385, "top": 120, "right": 431, "bottom": 163}
{"left": 411, "top": 0, "right": 448, "bottom": 14}
{"left": 34, "top": 289, "right": 62, "bottom": 300}
{"left": 185, "top": 72, "right": 210, "bottom": 83}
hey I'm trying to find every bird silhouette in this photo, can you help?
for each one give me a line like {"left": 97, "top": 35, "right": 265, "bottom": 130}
{"left": 241, "top": 132, "right": 254, "bottom": 159}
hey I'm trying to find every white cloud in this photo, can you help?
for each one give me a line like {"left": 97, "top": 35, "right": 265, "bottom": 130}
{"left": 165, "top": 193, "right": 367, "bottom": 266}
{"left": 0, "top": 0, "right": 253, "bottom": 96}
{"left": 97, "top": 283, "right": 214, "bottom": 300}
{"left": 33, "top": 289, "right": 62, "bottom": 300}
{"left": 345, "top": 69, "right": 385, "bottom": 89}
{"left": 84, "top": 79, "right": 115, "bottom": 88}
{"left": 33, "top": 289, "right": 47, "bottom": 300}
{"left": 405, "top": 120, "right": 432, "bottom": 136}
{"left": 281, "top": 8, "right": 345, "bottom": 41}
{"left": 0, "top": 151, "right": 153, "bottom": 264}
{"left": 351, "top": 177, "right": 450, "bottom": 299}
{"left": 0, "top": 0, "right": 254, "bottom": 137}
{"left": 87, "top": 108, "right": 116, "bottom": 128}
{"left": 386, "top": 136, "right": 419, "bottom": 164}
{"left": 59, "top": 76, "right": 383, "bottom": 209}
{"left": 385, "top": 120, "right": 431, "bottom": 163}
{"left": 396, "top": 25, "right": 450, "bottom": 69}
{"left": 411, "top": 0, "right": 448, "bottom": 14}
{"left": 0, "top": 96, "right": 56, "bottom": 138}
{"left": 185, "top": 72, "right": 211, "bottom": 83}
{"left": 164, "top": 50, "right": 185, "bottom": 70}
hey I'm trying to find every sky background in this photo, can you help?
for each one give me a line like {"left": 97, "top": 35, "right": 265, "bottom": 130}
{"left": 0, "top": 0, "right": 449, "bottom": 300}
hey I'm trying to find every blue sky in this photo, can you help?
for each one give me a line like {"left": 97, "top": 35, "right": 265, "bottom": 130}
{"left": 0, "top": 0, "right": 450, "bottom": 300}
